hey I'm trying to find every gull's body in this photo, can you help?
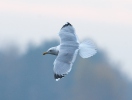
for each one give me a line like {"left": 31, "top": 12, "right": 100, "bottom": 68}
{"left": 43, "top": 22, "right": 97, "bottom": 81}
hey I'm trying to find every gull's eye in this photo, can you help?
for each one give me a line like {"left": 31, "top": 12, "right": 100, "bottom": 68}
{"left": 49, "top": 50, "right": 52, "bottom": 52}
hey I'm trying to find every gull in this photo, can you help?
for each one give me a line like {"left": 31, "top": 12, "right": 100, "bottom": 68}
{"left": 43, "top": 22, "right": 97, "bottom": 81}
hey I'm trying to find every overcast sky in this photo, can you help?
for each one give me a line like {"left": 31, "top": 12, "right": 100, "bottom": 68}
{"left": 0, "top": 0, "right": 132, "bottom": 79}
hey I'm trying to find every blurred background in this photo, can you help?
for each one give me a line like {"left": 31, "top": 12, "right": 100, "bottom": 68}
{"left": 0, "top": 0, "right": 132, "bottom": 100}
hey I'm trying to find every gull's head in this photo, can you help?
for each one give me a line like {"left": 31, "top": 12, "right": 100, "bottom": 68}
{"left": 43, "top": 47, "right": 59, "bottom": 55}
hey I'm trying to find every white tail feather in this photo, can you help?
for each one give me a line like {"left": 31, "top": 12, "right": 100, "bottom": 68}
{"left": 79, "top": 40, "right": 97, "bottom": 58}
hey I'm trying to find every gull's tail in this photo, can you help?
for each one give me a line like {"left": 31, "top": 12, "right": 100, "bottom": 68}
{"left": 79, "top": 40, "right": 97, "bottom": 58}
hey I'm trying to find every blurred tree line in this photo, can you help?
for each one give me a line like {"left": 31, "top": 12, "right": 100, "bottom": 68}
{"left": 0, "top": 40, "right": 131, "bottom": 100}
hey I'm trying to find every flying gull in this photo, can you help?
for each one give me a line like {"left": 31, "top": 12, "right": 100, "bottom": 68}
{"left": 43, "top": 22, "right": 97, "bottom": 81}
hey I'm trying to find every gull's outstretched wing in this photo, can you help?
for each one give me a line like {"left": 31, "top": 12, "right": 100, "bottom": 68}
{"left": 53, "top": 22, "right": 79, "bottom": 81}
{"left": 59, "top": 22, "right": 79, "bottom": 45}
{"left": 53, "top": 47, "right": 78, "bottom": 81}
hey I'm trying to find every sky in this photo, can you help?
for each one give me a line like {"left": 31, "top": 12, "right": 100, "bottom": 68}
{"left": 0, "top": 0, "right": 132, "bottom": 79}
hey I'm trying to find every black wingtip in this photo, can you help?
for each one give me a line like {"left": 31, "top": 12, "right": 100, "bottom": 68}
{"left": 61, "top": 22, "right": 72, "bottom": 29}
{"left": 54, "top": 74, "right": 64, "bottom": 79}
{"left": 54, "top": 73, "right": 67, "bottom": 81}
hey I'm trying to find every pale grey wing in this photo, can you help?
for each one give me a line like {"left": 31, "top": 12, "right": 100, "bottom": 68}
{"left": 53, "top": 46, "right": 78, "bottom": 81}
{"left": 59, "top": 22, "right": 79, "bottom": 45}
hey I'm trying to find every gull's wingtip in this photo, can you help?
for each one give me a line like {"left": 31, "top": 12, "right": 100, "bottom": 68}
{"left": 61, "top": 22, "right": 72, "bottom": 29}
{"left": 54, "top": 73, "right": 65, "bottom": 81}
{"left": 55, "top": 78, "right": 60, "bottom": 81}
{"left": 66, "top": 22, "right": 72, "bottom": 26}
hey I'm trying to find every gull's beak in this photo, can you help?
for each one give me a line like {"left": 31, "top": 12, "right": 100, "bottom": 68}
{"left": 43, "top": 52, "right": 47, "bottom": 55}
